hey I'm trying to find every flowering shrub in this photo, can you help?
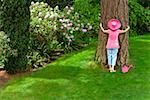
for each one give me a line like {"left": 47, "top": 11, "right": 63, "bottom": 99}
{"left": 30, "top": 2, "right": 59, "bottom": 51}
{"left": 0, "top": 31, "right": 17, "bottom": 68}
{"left": 57, "top": 6, "right": 93, "bottom": 51}
{"left": 30, "top": 1, "right": 93, "bottom": 52}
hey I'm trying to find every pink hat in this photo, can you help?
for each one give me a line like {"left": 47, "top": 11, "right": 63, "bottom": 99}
{"left": 107, "top": 19, "right": 121, "bottom": 30}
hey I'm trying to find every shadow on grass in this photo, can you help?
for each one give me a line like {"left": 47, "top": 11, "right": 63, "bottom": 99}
{"left": 31, "top": 65, "right": 83, "bottom": 80}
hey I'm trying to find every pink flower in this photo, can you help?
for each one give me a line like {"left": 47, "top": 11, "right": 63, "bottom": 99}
{"left": 59, "top": 19, "right": 64, "bottom": 23}
{"left": 60, "top": 26, "right": 64, "bottom": 29}
{"left": 68, "top": 39, "right": 72, "bottom": 42}
{"left": 67, "top": 23, "right": 73, "bottom": 27}
{"left": 82, "top": 29, "right": 87, "bottom": 32}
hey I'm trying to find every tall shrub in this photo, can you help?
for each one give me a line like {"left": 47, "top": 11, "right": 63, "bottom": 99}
{"left": 129, "top": 0, "right": 150, "bottom": 35}
{"left": 0, "top": 0, "right": 31, "bottom": 73}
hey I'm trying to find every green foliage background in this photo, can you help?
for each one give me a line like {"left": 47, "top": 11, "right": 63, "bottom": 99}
{"left": 129, "top": 0, "right": 150, "bottom": 35}
{"left": 73, "top": 0, "right": 150, "bottom": 35}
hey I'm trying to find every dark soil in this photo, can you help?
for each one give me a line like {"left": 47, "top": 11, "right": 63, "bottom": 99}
{"left": 0, "top": 70, "right": 31, "bottom": 87}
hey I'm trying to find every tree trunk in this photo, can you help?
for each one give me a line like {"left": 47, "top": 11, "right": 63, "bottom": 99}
{"left": 95, "top": 0, "right": 129, "bottom": 67}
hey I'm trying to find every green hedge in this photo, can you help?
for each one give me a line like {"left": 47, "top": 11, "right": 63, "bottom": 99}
{"left": 129, "top": 0, "right": 150, "bottom": 35}
{"left": 0, "top": 0, "right": 31, "bottom": 73}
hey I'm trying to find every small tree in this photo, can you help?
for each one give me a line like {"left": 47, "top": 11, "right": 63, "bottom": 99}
{"left": 0, "top": 0, "right": 31, "bottom": 73}
{"left": 95, "top": 0, "right": 129, "bottom": 67}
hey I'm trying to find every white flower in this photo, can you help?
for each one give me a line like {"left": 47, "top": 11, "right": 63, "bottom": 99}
{"left": 89, "top": 26, "right": 93, "bottom": 30}
{"left": 50, "top": 12, "right": 59, "bottom": 18}
{"left": 63, "top": 33, "right": 66, "bottom": 35}
{"left": 38, "top": 12, "right": 42, "bottom": 16}
{"left": 65, "top": 19, "right": 70, "bottom": 22}
{"left": 87, "top": 23, "right": 90, "bottom": 26}
{"left": 55, "top": 6, "right": 59, "bottom": 10}
{"left": 68, "top": 10, "right": 71, "bottom": 12}
{"left": 63, "top": 24, "right": 67, "bottom": 28}
{"left": 45, "top": 3, "right": 48, "bottom": 6}
{"left": 67, "top": 23, "right": 73, "bottom": 27}
{"left": 70, "top": 31, "right": 73, "bottom": 34}
{"left": 50, "top": 14, "right": 54, "bottom": 18}
{"left": 77, "top": 24, "right": 80, "bottom": 26}
{"left": 36, "top": 25, "right": 40, "bottom": 27}
{"left": 59, "top": 19, "right": 64, "bottom": 23}
{"left": 7, "top": 38, "right": 10, "bottom": 42}
{"left": 81, "top": 23, "right": 84, "bottom": 27}
{"left": 77, "top": 20, "right": 80, "bottom": 23}
{"left": 67, "top": 10, "right": 71, "bottom": 15}
{"left": 38, "top": 18, "right": 42, "bottom": 21}
{"left": 54, "top": 22, "right": 57, "bottom": 24}
{"left": 3, "top": 35, "right": 7, "bottom": 39}
{"left": 41, "top": 2, "right": 44, "bottom": 5}
{"left": 44, "top": 13, "right": 50, "bottom": 19}
{"left": 65, "top": 6, "right": 69, "bottom": 9}
{"left": 45, "top": 8, "right": 48, "bottom": 11}
{"left": 35, "top": 2, "right": 39, "bottom": 5}
{"left": 70, "top": 7, "right": 74, "bottom": 10}
{"left": 61, "top": 14, "right": 65, "bottom": 17}
{"left": 72, "top": 27, "right": 75, "bottom": 31}
{"left": 82, "top": 29, "right": 87, "bottom": 32}
{"left": 31, "top": 1, "right": 34, "bottom": 5}
{"left": 53, "top": 25, "right": 57, "bottom": 30}
{"left": 70, "top": 35, "right": 74, "bottom": 39}
{"left": 30, "top": 9, "right": 34, "bottom": 13}
{"left": 46, "top": 12, "right": 50, "bottom": 15}
{"left": 75, "top": 27, "right": 79, "bottom": 31}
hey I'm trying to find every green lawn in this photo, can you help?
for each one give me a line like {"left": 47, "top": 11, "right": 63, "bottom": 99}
{"left": 0, "top": 35, "right": 150, "bottom": 100}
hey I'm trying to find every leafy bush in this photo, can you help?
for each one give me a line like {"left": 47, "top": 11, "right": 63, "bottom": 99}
{"left": 73, "top": 0, "right": 100, "bottom": 36}
{"left": 129, "top": 0, "right": 150, "bottom": 35}
{"left": 0, "top": 31, "right": 17, "bottom": 68}
{"left": 0, "top": 0, "right": 31, "bottom": 73}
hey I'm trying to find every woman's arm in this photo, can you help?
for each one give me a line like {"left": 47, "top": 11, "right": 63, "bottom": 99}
{"left": 120, "top": 26, "right": 130, "bottom": 34}
{"left": 100, "top": 23, "right": 109, "bottom": 33}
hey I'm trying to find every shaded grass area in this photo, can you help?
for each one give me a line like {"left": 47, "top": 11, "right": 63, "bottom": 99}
{"left": 0, "top": 35, "right": 150, "bottom": 100}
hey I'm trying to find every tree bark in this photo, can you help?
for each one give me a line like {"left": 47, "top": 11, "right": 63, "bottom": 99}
{"left": 95, "top": 0, "right": 129, "bottom": 67}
